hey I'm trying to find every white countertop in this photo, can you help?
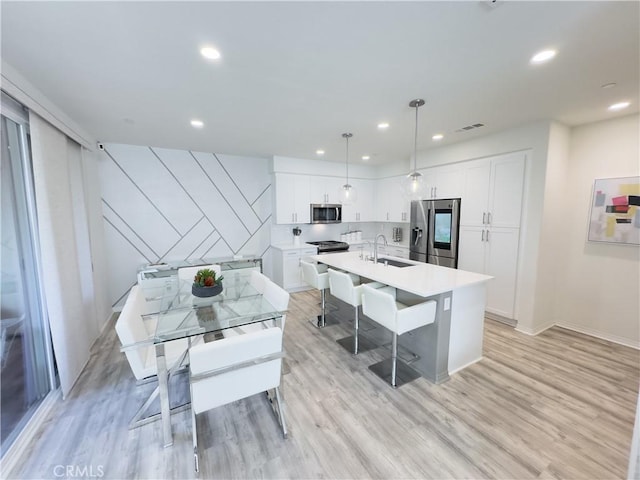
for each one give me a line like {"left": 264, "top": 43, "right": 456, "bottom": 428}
{"left": 312, "top": 251, "right": 492, "bottom": 298}
{"left": 349, "top": 239, "right": 410, "bottom": 249}
{"left": 271, "top": 242, "right": 318, "bottom": 251}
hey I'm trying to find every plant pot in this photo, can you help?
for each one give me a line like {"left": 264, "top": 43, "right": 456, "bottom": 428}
{"left": 192, "top": 283, "right": 223, "bottom": 298}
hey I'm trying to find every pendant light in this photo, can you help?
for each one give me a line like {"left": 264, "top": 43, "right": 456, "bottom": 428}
{"left": 402, "top": 99, "right": 425, "bottom": 200}
{"left": 340, "top": 132, "right": 357, "bottom": 205}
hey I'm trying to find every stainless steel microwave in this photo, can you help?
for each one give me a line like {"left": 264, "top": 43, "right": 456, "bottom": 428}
{"left": 310, "top": 204, "right": 342, "bottom": 224}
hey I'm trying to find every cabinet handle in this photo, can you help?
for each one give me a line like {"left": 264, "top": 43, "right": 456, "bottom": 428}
{"left": 481, "top": 230, "right": 485, "bottom": 241}
{"left": 482, "top": 212, "right": 486, "bottom": 224}
{"left": 434, "top": 187, "right": 437, "bottom": 198}
{"left": 486, "top": 230, "right": 490, "bottom": 242}
{"left": 487, "top": 212, "right": 491, "bottom": 225}
{"left": 386, "top": 212, "right": 390, "bottom": 221}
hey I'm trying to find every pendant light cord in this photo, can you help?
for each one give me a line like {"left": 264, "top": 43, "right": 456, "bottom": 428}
{"left": 413, "top": 104, "right": 419, "bottom": 172}
{"left": 346, "top": 135, "right": 349, "bottom": 183}
{"left": 342, "top": 132, "right": 352, "bottom": 185}
{"left": 408, "top": 99, "right": 424, "bottom": 174}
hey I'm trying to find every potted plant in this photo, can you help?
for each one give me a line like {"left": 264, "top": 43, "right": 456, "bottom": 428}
{"left": 191, "top": 268, "right": 224, "bottom": 298}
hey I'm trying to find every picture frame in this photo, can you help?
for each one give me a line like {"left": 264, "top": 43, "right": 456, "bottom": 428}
{"left": 587, "top": 176, "right": 640, "bottom": 245}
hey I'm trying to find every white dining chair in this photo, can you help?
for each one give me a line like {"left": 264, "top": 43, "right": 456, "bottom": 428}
{"left": 115, "top": 285, "right": 191, "bottom": 381}
{"left": 250, "top": 269, "right": 269, "bottom": 294}
{"left": 361, "top": 284, "right": 437, "bottom": 388}
{"left": 223, "top": 278, "right": 290, "bottom": 337}
{"left": 189, "top": 327, "right": 287, "bottom": 472}
{"left": 177, "top": 264, "right": 222, "bottom": 284}
{"left": 115, "top": 285, "right": 202, "bottom": 430}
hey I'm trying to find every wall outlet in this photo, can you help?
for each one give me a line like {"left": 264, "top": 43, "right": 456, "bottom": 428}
{"left": 444, "top": 297, "right": 451, "bottom": 311}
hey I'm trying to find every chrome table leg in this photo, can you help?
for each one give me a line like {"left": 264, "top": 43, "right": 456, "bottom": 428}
{"left": 156, "top": 343, "right": 173, "bottom": 447}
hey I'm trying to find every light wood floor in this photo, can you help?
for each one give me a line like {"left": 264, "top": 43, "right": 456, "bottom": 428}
{"left": 7, "top": 290, "right": 639, "bottom": 479}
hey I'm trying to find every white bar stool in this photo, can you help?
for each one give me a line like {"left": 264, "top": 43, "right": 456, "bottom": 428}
{"left": 328, "top": 269, "right": 383, "bottom": 355}
{"left": 300, "top": 260, "right": 338, "bottom": 328}
{"left": 361, "top": 284, "right": 437, "bottom": 387}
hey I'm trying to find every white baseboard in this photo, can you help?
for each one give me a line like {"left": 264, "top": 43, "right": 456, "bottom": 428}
{"left": 556, "top": 322, "right": 640, "bottom": 350}
{"left": 515, "top": 321, "right": 555, "bottom": 336}
{"left": 0, "top": 388, "right": 61, "bottom": 477}
{"left": 449, "top": 356, "right": 483, "bottom": 375}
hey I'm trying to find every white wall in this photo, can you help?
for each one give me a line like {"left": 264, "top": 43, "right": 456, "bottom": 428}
{"left": 272, "top": 155, "right": 378, "bottom": 179}
{"left": 99, "top": 143, "right": 273, "bottom": 307}
{"left": 531, "top": 122, "right": 572, "bottom": 334}
{"left": 553, "top": 114, "right": 640, "bottom": 347}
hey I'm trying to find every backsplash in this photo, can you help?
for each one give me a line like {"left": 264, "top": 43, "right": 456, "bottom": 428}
{"left": 270, "top": 222, "right": 409, "bottom": 247}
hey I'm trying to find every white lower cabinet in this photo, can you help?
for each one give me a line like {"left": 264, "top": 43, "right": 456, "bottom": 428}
{"left": 272, "top": 246, "right": 317, "bottom": 292}
{"left": 458, "top": 226, "right": 520, "bottom": 319}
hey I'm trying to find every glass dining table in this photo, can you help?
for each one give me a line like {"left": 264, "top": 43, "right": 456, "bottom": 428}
{"left": 122, "top": 268, "right": 285, "bottom": 447}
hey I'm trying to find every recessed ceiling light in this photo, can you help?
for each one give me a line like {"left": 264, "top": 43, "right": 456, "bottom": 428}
{"left": 378, "top": 122, "right": 390, "bottom": 130}
{"left": 316, "top": 149, "right": 325, "bottom": 155}
{"left": 362, "top": 155, "right": 370, "bottom": 161}
{"left": 432, "top": 134, "right": 444, "bottom": 141}
{"left": 608, "top": 101, "right": 630, "bottom": 111}
{"left": 601, "top": 82, "right": 617, "bottom": 89}
{"left": 200, "top": 47, "right": 221, "bottom": 60}
{"left": 530, "top": 49, "right": 557, "bottom": 64}
{"left": 190, "top": 119, "right": 204, "bottom": 128}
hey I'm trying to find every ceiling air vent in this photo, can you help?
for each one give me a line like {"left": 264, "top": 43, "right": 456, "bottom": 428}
{"left": 455, "top": 123, "right": 485, "bottom": 133}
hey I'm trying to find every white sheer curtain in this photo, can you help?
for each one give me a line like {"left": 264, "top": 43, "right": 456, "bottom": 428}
{"left": 29, "top": 113, "right": 96, "bottom": 398}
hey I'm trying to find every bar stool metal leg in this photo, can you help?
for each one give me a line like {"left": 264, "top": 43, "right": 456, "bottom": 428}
{"left": 354, "top": 306, "right": 359, "bottom": 354}
{"left": 311, "top": 289, "right": 339, "bottom": 328}
{"left": 391, "top": 332, "right": 398, "bottom": 387}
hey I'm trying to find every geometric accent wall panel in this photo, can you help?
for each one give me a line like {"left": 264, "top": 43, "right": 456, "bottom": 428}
{"left": 98, "top": 143, "right": 272, "bottom": 307}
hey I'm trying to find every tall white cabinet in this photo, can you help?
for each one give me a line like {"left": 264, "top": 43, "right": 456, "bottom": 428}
{"left": 458, "top": 151, "right": 526, "bottom": 319}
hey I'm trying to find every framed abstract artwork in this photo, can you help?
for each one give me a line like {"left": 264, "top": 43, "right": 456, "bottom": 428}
{"left": 587, "top": 176, "right": 640, "bottom": 245}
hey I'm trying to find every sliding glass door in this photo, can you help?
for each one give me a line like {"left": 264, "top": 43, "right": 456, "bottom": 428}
{"left": 1, "top": 93, "right": 56, "bottom": 454}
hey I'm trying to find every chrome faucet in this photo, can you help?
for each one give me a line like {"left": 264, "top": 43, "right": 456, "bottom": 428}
{"left": 361, "top": 240, "right": 373, "bottom": 260}
{"left": 373, "top": 234, "right": 388, "bottom": 264}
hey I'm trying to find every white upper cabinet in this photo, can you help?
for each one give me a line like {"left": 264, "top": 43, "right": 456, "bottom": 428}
{"left": 309, "top": 176, "right": 344, "bottom": 205}
{"left": 375, "top": 176, "right": 410, "bottom": 222}
{"left": 342, "top": 178, "right": 374, "bottom": 222}
{"left": 460, "top": 151, "right": 526, "bottom": 228}
{"left": 422, "top": 164, "right": 464, "bottom": 199}
{"left": 274, "top": 173, "right": 310, "bottom": 224}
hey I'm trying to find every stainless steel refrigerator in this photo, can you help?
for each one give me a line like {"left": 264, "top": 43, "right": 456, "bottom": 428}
{"left": 409, "top": 198, "right": 461, "bottom": 268}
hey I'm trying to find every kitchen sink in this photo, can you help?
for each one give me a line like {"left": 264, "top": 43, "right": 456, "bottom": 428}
{"left": 376, "top": 257, "right": 415, "bottom": 268}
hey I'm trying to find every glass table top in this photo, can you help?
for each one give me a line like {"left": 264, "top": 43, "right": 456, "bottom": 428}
{"left": 123, "top": 269, "right": 284, "bottom": 349}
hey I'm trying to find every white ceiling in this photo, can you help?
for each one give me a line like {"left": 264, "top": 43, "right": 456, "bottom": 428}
{"left": 2, "top": 1, "right": 638, "bottom": 165}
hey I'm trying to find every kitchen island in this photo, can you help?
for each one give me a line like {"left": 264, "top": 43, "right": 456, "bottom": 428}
{"left": 312, "top": 251, "right": 492, "bottom": 383}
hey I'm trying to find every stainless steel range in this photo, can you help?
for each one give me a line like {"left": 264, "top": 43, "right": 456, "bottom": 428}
{"left": 307, "top": 240, "right": 350, "bottom": 254}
